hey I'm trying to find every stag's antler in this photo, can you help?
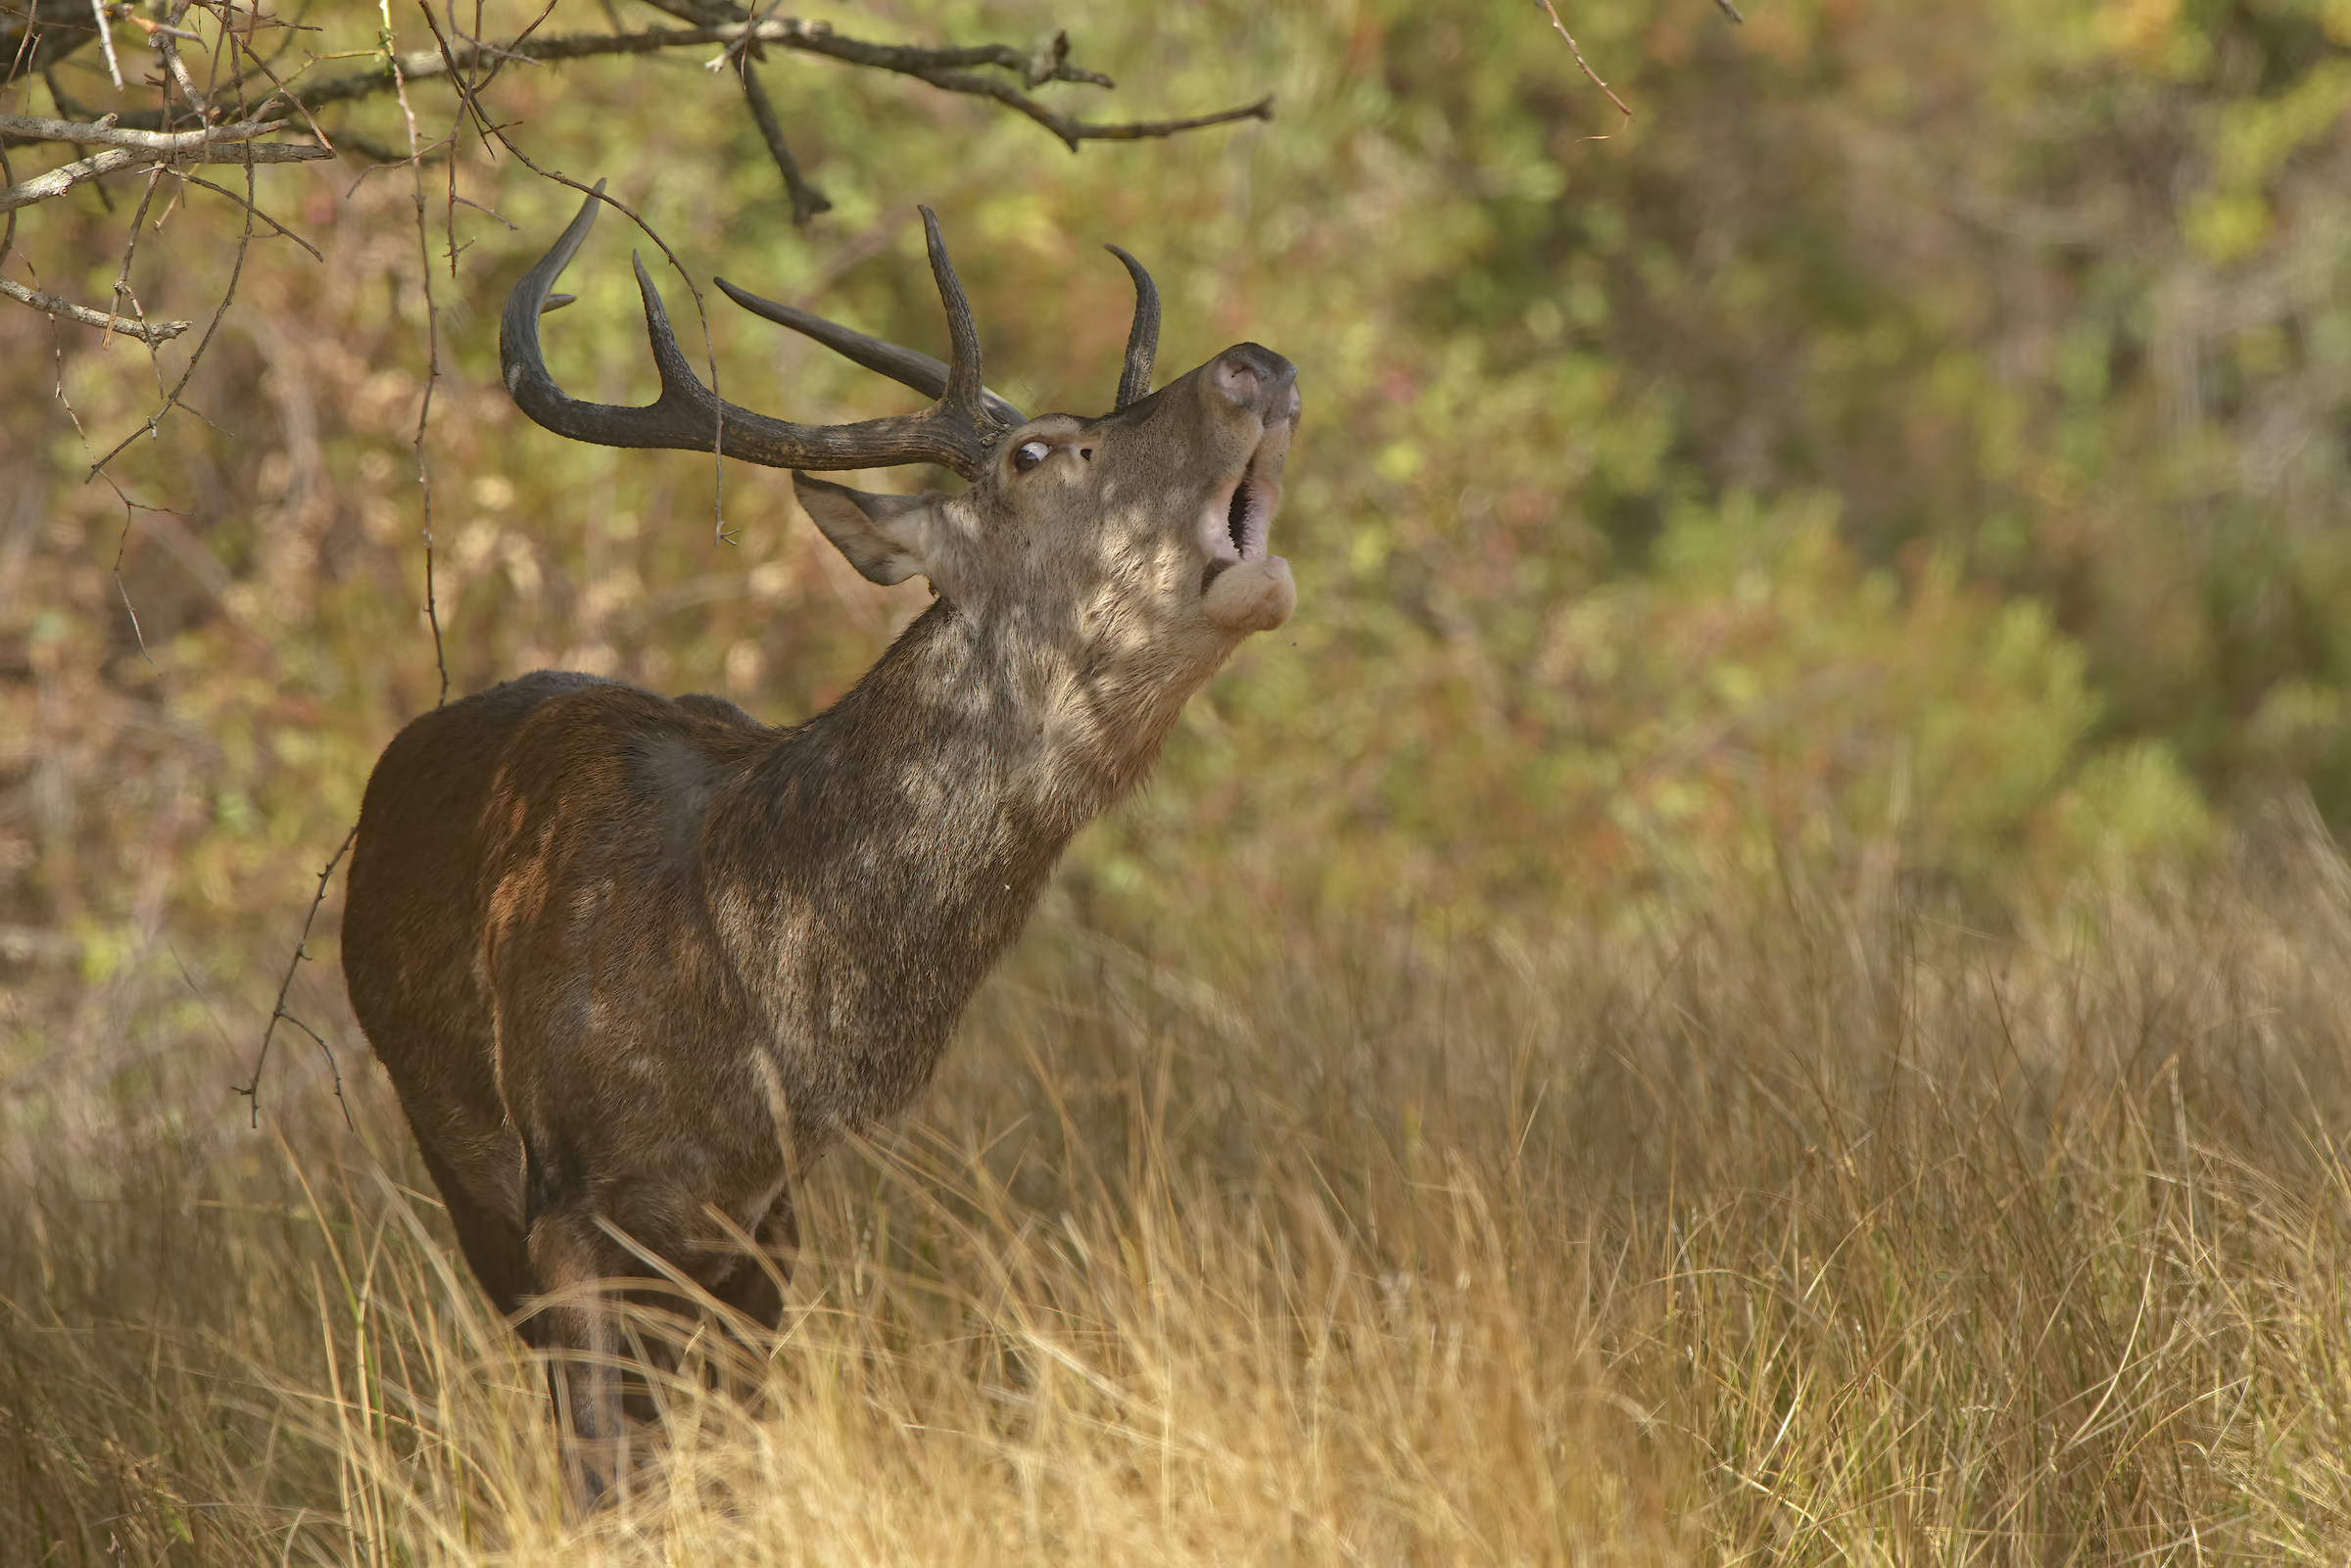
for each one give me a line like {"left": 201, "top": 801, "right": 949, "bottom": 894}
{"left": 711, "top": 278, "right": 1027, "bottom": 433}
{"left": 720, "top": 240, "right": 1163, "bottom": 413}
{"left": 500, "top": 184, "right": 1019, "bottom": 480}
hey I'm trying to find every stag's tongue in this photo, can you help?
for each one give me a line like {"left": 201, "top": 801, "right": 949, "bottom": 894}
{"left": 1202, "top": 556, "right": 1295, "bottom": 633}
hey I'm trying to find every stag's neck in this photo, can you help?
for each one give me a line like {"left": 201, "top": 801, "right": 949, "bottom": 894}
{"left": 799, "top": 595, "right": 1180, "bottom": 842}
{"left": 703, "top": 600, "right": 1185, "bottom": 1114}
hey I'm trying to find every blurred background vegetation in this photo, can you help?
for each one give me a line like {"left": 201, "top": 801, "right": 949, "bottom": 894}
{"left": 5, "top": 0, "right": 2351, "bottom": 1098}
{"left": 18, "top": 3, "right": 2351, "bottom": 1557}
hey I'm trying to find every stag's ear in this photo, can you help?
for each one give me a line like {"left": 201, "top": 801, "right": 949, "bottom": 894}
{"left": 792, "top": 473, "right": 948, "bottom": 588}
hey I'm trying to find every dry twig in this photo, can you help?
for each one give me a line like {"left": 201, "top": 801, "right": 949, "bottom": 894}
{"left": 737, "top": 59, "right": 827, "bottom": 224}
{"left": 1534, "top": 0, "right": 1632, "bottom": 125}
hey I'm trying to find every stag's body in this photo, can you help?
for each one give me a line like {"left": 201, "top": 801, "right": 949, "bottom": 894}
{"left": 348, "top": 594, "right": 1195, "bottom": 1323}
{"left": 341, "top": 190, "right": 1297, "bottom": 1487}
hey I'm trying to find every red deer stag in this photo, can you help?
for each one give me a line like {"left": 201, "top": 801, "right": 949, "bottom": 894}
{"left": 341, "top": 187, "right": 1299, "bottom": 1486}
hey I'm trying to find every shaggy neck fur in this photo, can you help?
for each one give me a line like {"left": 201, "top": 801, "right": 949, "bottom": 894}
{"left": 702, "top": 595, "right": 1206, "bottom": 1130}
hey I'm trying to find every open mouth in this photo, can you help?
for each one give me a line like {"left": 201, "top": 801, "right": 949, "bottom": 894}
{"left": 1200, "top": 437, "right": 1283, "bottom": 587}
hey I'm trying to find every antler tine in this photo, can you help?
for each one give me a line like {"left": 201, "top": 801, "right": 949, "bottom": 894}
{"left": 501, "top": 180, "right": 611, "bottom": 416}
{"left": 1104, "top": 245, "right": 1161, "bottom": 410}
{"left": 500, "top": 187, "right": 747, "bottom": 456}
{"left": 501, "top": 187, "right": 997, "bottom": 481}
{"left": 712, "top": 276, "right": 1027, "bottom": 429}
{"left": 918, "top": 205, "right": 992, "bottom": 425}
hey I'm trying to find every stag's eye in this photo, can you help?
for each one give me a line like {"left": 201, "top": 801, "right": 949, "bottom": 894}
{"left": 1013, "top": 441, "right": 1050, "bottom": 473}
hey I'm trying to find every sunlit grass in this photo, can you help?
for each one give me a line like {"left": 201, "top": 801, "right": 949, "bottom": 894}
{"left": 11, "top": 825, "right": 2351, "bottom": 1562}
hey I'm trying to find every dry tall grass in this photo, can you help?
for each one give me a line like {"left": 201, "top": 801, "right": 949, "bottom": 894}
{"left": 11, "top": 819, "right": 2351, "bottom": 1563}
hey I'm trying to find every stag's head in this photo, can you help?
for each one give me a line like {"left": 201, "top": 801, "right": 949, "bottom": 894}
{"left": 502, "top": 188, "right": 1298, "bottom": 697}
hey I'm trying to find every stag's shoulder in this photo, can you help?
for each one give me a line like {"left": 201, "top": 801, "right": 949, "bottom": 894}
{"left": 361, "top": 673, "right": 773, "bottom": 832}
{"left": 459, "top": 674, "right": 769, "bottom": 791}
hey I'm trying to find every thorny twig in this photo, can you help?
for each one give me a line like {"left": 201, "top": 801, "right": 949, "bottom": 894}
{"left": 0, "top": 110, "right": 297, "bottom": 149}
{"left": 420, "top": 3, "right": 737, "bottom": 543}
{"left": 110, "top": 495, "right": 155, "bottom": 670}
{"left": 176, "top": 170, "right": 321, "bottom": 258}
{"left": 83, "top": 150, "right": 266, "bottom": 475}
{"left": 102, "top": 165, "right": 173, "bottom": 365}
{"left": 153, "top": 31, "right": 210, "bottom": 119}
{"left": 235, "top": 822, "right": 359, "bottom": 1129}
{"left": 397, "top": 0, "right": 451, "bottom": 705}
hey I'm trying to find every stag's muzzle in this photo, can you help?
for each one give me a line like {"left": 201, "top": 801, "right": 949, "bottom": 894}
{"left": 1200, "top": 345, "right": 1299, "bottom": 635}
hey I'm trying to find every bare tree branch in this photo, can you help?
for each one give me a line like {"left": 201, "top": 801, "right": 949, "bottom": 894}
{"left": 402, "top": 0, "right": 454, "bottom": 703}
{"left": 83, "top": 152, "right": 268, "bottom": 475}
{"left": 737, "top": 59, "right": 828, "bottom": 224}
{"left": 939, "top": 82, "right": 1273, "bottom": 152}
{"left": 0, "top": 133, "right": 328, "bottom": 213}
{"left": 0, "top": 110, "right": 288, "bottom": 149}
{"left": 59, "top": 18, "right": 1271, "bottom": 148}
{"left": 4, "top": 1, "right": 104, "bottom": 87}
{"left": 0, "top": 275, "right": 190, "bottom": 339}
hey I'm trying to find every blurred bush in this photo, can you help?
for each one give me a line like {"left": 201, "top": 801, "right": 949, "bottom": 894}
{"left": 8, "top": 0, "right": 2350, "bottom": 1053}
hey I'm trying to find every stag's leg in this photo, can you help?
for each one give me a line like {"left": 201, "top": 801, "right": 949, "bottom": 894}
{"left": 708, "top": 1195, "right": 799, "bottom": 1331}
{"left": 411, "top": 1141, "right": 535, "bottom": 1318}
{"left": 526, "top": 1210, "right": 635, "bottom": 1504}
{"left": 521, "top": 1150, "right": 635, "bottom": 1505}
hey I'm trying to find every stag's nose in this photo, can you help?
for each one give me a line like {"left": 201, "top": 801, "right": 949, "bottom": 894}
{"left": 1212, "top": 344, "right": 1300, "bottom": 422}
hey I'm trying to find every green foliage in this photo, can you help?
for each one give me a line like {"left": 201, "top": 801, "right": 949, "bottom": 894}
{"left": 1111, "top": 488, "right": 2210, "bottom": 925}
{"left": 7, "top": 0, "right": 2349, "bottom": 1014}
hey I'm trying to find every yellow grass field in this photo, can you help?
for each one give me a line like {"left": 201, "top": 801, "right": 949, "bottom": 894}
{"left": 10, "top": 814, "right": 2351, "bottom": 1564}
